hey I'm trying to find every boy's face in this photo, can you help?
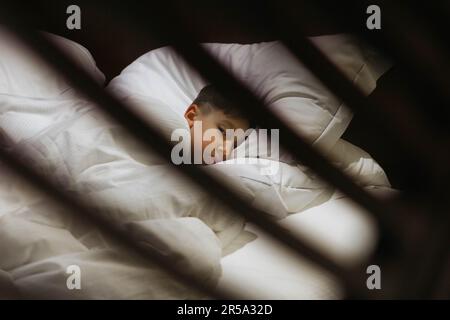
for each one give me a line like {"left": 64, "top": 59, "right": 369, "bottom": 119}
{"left": 184, "top": 104, "right": 250, "bottom": 163}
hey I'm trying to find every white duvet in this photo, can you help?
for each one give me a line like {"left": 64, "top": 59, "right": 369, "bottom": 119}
{"left": 0, "top": 30, "right": 392, "bottom": 299}
{"left": 0, "top": 95, "right": 328, "bottom": 299}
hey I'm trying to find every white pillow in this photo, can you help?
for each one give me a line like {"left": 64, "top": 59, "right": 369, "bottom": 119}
{"left": 0, "top": 28, "right": 105, "bottom": 98}
{"left": 0, "top": 29, "right": 105, "bottom": 143}
{"left": 107, "top": 34, "right": 392, "bottom": 153}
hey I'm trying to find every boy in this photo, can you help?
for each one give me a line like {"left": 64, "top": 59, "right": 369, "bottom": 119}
{"left": 183, "top": 85, "right": 252, "bottom": 164}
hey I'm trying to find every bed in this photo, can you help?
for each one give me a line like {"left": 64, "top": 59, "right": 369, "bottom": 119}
{"left": 0, "top": 28, "right": 394, "bottom": 299}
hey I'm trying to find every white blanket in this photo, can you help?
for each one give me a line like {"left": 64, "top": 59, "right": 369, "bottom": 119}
{"left": 0, "top": 97, "right": 240, "bottom": 299}
{"left": 0, "top": 93, "right": 389, "bottom": 299}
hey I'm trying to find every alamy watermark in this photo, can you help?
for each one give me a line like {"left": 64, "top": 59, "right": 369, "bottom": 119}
{"left": 366, "top": 5, "right": 381, "bottom": 30}
{"left": 66, "top": 264, "right": 81, "bottom": 290}
{"left": 366, "top": 264, "right": 381, "bottom": 290}
{"left": 66, "top": 5, "right": 81, "bottom": 30}
{"left": 170, "top": 122, "right": 280, "bottom": 175}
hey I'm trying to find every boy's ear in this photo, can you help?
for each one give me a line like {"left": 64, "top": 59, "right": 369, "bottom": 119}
{"left": 184, "top": 104, "right": 199, "bottom": 128}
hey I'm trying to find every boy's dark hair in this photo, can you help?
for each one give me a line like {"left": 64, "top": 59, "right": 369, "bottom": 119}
{"left": 193, "top": 84, "right": 254, "bottom": 127}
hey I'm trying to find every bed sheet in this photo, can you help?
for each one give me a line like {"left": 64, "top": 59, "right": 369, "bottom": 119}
{"left": 217, "top": 187, "right": 397, "bottom": 299}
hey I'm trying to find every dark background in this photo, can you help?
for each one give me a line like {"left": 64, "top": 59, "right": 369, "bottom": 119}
{"left": 14, "top": 0, "right": 370, "bottom": 81}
